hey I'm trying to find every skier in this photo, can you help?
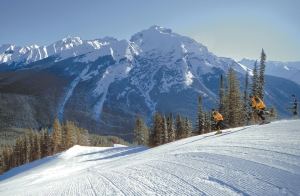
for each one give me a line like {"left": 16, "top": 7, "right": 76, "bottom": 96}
{"left": 249, "top": 95, "right": 267, "bottom": 124}
{"left": 212, "top": 109, "right": 224, "bottom": 134}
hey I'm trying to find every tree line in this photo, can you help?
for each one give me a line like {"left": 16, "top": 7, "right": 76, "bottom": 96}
{"left": 134, "top": 113, "right": 193, "bottom": 147}
{"left": 196, "top": 49, "right": 276, "bottom": 130}
{"left": 0, "top": 119, "right": 89, "bottom": 174}
{"left": 134, "top": 49, "right": 277, "bottom": 147}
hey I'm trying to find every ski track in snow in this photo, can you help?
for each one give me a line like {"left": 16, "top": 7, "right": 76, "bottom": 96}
{"left": 1, "top": 120, "right": 300, "bottom": 196}
{"left": 57, "top": 65, "right": 90, "bottom": 120}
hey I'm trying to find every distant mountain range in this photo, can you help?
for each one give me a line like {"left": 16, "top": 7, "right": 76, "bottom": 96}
{"left": 1, "top": 26, "right": 299, "bottom": 140}
{"left": 239, "top": 59, "right": 300, "bottom": 85}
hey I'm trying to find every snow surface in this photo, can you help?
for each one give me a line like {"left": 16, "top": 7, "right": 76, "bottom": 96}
{"left": 1, "top": 120, "right": 300, "bottom": 195}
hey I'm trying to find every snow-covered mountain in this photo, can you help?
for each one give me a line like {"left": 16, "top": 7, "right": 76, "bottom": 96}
{"left": 0, "top": 36, "right": 138, "bottom": 70}
{"left": 239, "top": 58, "right": 300, "bottom": 85}
{"left": 1, "top": 120, "right": 300, "bottom": 196}
{"left": 0, "top": 26, "right": 300, "bottom": 139}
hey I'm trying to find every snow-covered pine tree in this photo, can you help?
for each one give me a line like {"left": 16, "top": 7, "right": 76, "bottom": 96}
{"left": 258, "top": 49, "right": 266, "bottom": 99}
{"left": 226, "top": 67, "right": 243, "bottom": 127}
{"left": 52, "top": 118, "right": 62, "bottom": 153}
{"left": 196, "top": 96, "right": 204, "bottom": 135}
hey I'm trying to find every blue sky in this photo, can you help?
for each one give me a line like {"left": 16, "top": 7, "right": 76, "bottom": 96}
{"left": 1, "top": 0, "right": 299, "bottom": 61}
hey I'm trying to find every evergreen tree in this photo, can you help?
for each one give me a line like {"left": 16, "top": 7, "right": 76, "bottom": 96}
{"left": 184, "top": 117, "right": 193, "bottom": 137}
{"left": 252, "top": 60, "right": 258, "bottom": 96}
{"left": 243, "top": 71, "right": 251, "bottom": 125}
{"left": 1, "top": 147, "right": 11, "bottom": 172}
{"left": 28, "top": 130, "right": 35, "bottom": 162}
{"left": 0, "top": 149, "right": 5, "bottom": 173}
{"left": 219, "top": 74, "right": 226, "bottom": 115}
{"left": 13, "top": 137, "right": 22, "bottom": 167}
{"left": 148, "top": 128, "right": 155, "bottom": 147}
{"left": 162, "top": 115, "right": 168, "bottom": 143}
{"left": 33, "top": 133, "right": 41, "bottom": 160}
{"left": 22, "top": 134, "right": 30, "bottom": 164}
{"left": 64, "top": 121, "right": 77, "bottom": 149}
{"left": 196, "top": 96, "right": 204, "bottom": 135}
{"left": 52, "top": 118, "right": 62, "bottom": 153}
{"left": 203, "top": 112, "right": 212, "bottom": 133}
{"left": 24, "top": 133, "right": 32, "bottom": 163}
{"left": 78, "top": 128, "right": 90, "bottom": 146}
{"left": 153, "top": 113, "right": 164, "bottom": 146}
{"left": 40, "top": 130, "right": 46, "bottom": 158}
{"left": 19, "top": 137, "right": 25, "bottom": 164}
{"left": 258, "top": 49, "right": 266, "bottom": 99}
{"left": 166, "top": 113, "right": 176, "bottom": 142}
{"left": 43, "top": 129, "right": 52, "bottom": 156}
{"left": 226, "top": 67, "right": 243, "bottom": 127}
{"left": 175, "top": 114, "right": 184, "bottom": 139}
{"left": 134, "top": 116, "right": 149, "bottom": 145}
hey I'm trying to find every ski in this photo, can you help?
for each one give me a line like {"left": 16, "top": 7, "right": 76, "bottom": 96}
{"left": 259, "top": 121, "right": 271, "bottom": 125}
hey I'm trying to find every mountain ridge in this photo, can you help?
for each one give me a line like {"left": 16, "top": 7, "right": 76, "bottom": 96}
{"left": 239, "top": 58, "right": 300, "bottom": 85}
{"left": 0, "top": 26, "right": 300, "bottom": 139}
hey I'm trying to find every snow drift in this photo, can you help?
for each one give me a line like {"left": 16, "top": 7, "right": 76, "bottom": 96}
{"left": 1, "top": 120, "right": 300, "bottom": 195}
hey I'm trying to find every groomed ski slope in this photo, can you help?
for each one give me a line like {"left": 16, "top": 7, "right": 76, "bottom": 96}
{"left": 1, "top": 120, "right": 300, "bottom": 196}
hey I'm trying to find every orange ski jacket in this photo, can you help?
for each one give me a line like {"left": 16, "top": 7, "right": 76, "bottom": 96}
{"left": 251, "top": 96, "right": 266, "bottom": 110}
{"left": 213, "top": 111, "right": 224, "bottom": 122}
